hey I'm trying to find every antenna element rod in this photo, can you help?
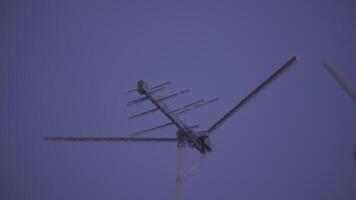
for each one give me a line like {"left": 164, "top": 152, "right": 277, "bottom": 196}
{"left": 207, "top": 56, "right": 297, "bottom": 134}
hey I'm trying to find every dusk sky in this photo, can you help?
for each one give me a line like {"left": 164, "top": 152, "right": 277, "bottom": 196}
{"left": 1, "top": 0, "right": 356, "bottom": 200}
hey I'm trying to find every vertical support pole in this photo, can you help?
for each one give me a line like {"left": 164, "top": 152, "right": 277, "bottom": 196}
{"left": 176, "top": 141, "right": 185, "bottom": 200}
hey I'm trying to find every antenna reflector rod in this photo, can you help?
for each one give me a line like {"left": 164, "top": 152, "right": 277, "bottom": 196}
{"left": 126, "top": 88, "right": 137, "bottom": 93}
{"left": 176, "top": 98, "right": 219, "bottom": 115}
{"left": 150, "top": 81, "right": 171, "bottom": 90}
{"left": 128, "top": 107, "right": 159, "bottom": 120}
{"left": 127, "top": 87, "right": 166, "bottom": 106}
{"left": 130, "top": 122, "right": 174, "bottom": 136}
{"left": 128, "top": 89, "right": 191, "bottom": 120}
{"left": 169, "top": 99, "right": 205, "bottom": 114}
{"left": 157, "top": 89, "right": 190, "bottom": 102}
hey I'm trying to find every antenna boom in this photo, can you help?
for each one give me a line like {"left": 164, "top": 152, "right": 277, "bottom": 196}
{"left": 207, "top": 56, "right": 297, "bottom": 134}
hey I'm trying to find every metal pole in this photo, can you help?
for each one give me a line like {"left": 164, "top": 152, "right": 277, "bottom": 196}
{"left": 176, "top": 141, "right": 185, "bottom": 200}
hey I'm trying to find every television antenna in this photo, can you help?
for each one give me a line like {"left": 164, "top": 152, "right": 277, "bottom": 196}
{"left": 44, "top": 56, "right": 297, "bottom": 200}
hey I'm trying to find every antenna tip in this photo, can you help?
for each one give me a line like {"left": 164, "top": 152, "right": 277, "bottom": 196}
{"left": 322, "top": 61, "right": 331, "bottom": 67}
{"left": 292, "top": 55, "right": 298, "bottom": 62}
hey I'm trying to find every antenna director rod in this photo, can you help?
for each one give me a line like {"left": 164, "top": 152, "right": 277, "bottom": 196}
{"left": 146, "top": 91, "right": 191, "bottom": 134}
{"left": 207, "top": 56, "right": 297, "bottom": 134}
{"left": 140, "top": 83, "right": 193, "bottom": 138}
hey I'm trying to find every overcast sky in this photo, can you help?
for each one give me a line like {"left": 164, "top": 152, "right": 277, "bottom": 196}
{"left": 1, "top": 0, "right": 356, "bottom": 200}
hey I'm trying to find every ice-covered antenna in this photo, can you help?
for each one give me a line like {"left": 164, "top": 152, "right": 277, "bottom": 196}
{"left": 43, "top": 56, "right": 298, "bottom": 200}
{"left": 45, "top": 79, "right": 218, "bottom": 200}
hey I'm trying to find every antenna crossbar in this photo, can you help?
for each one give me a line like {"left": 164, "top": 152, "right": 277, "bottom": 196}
{"left": 44, "top": 136, "right": 178, "bottom": 142}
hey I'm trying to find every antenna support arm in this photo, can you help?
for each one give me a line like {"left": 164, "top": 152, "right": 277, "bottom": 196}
{"left": 207, "top": 56, "right": 298, "bottom": 134}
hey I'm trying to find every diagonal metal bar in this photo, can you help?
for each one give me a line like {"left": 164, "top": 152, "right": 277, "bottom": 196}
{"left": 169, "top": 99, "right": 205, "bottom": 114}
{"left": 44, "top": 136, "right": 178, "bottom": 142}
{"left": 176, "top": 98, "right": 218, "bottom": 115}
{"left": 128, "top": 107, "right": 160, "bottom": 120}
{"left": 207, "top": 56, "right": 298, "bottom": 134}
{"left": 157, "top": 89, "right": 190, "bottom": 102}
{"left": 323, "top": 62, "right": 356, "bottom": 102}
{"left": 130, "top": 122, "right": 174, "bottom": 136}
{"left": 150, "top": 81, "right": 171, "bottom": 90}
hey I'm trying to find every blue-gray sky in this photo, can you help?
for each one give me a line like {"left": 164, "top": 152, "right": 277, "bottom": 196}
{"left": 1, "top": 0, "right": 356, "bottom": 199}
